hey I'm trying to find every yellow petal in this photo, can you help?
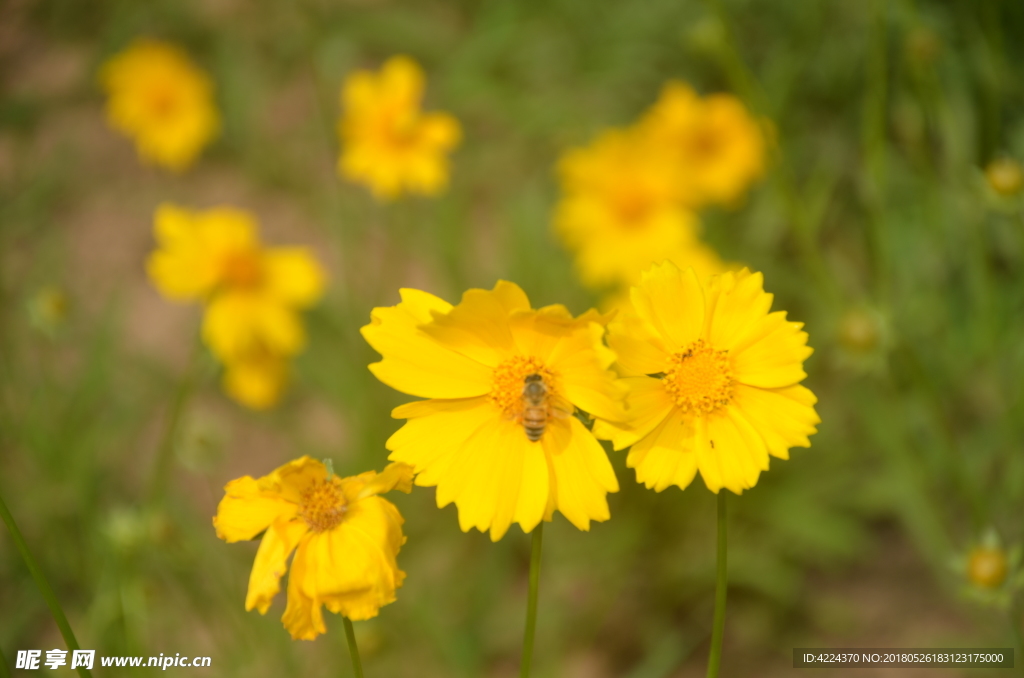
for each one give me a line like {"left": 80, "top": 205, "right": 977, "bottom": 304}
{"left": 353, "top": 462, "right": 415, "bottom": 499}
{"left": 281, "top": 538, "right": 325, "bottom": 640}
{"left": 420, "top": 281, "right": 529, "bottom": 367}
{"left": 386, "top": 396, "right": 496, "bottom": 486}
{"left": 222, "top": 352, "right": 288, "bottom": 410}
{"left": 632, "top": 262, "right": 705, "bottom": 349}
{"left": 362, "top": 289, "right": 493, "bottom": 399}
{"left": 262, "top": 248, "right": 326, "bottom": 308}
{"left": 705, "top": 269, "right": 774, "bottom": 350}
{"left": 699, "top": 410, "right": 765, "bottom": 494}
{"left": 626, "top": 406, "right": 698, "bottom": 492}
{"left": 300, "top": 496, "right": 405, "bottom": 620}
{"left": 732, "top": 383, "right": 819, "bottom": 459}
{"left": 732, "top": 316, "right": 813, "bottom": 389}
{"left": 213, "top": 476, "right": 298, "bottom": 543}
{"left": 246, "top": 518, "right": 309, "bottom": 614}
{"left": 593, "top": 376, "right": 675, "bottom": 450}
{"left": 549, "top": 323, "right": 625, "bottom": 422}
{"left": 544, "top": 416, "right": 618, "bottom": 530}
{"left": 606, "top": 307, "right": 673, "bottom": 377}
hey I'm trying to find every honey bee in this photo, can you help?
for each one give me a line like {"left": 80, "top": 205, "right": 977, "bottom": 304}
{"left": 519, "top": 373, "right": 570, "bottom": 442}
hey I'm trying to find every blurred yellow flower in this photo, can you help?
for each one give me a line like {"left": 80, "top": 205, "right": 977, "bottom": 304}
{"left": 100, "top": 39, "right": 220, "bottom": 172}
{"left": 555, "top": 128, "right": 700, "bottom": 289}
{"left": 222, "top": 347, "right": 289, "bottom": 410}
{"left": 147, "top": 203, "right": 325, "bottom": 363}
{"left": 362, "top": 282, "right": 623, "bottom": 540}
{"left": 985, "top": 157, "right": 1023, "bottom": 197}
{"left": 638, "top": 81, "right": 765, "bottom": 206}
{"left": 338, "top": 56, "right": 461, "bottom": 200}
{"left": 594, "top": 262, "right": 819, "bottom": 494}
{"left": 214, "top": 458, "right": 412, "bottom": 640}
{"left": 967, "top": 546, "right": 1008, "bottom": 589}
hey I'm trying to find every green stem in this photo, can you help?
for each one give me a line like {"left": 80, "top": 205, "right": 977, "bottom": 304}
{"left": 147, "top": 342, "right": 202, "bottom": 504}
{"left": 342, "top": 616, "right": 364, "bottom": 678}
{"left": 0, "top": 487, "right": 92, "bottom": 678}
{"left": 519, "top": 522, "right": 545, "bottom": 678}
{"left": 705, "top": 491, "right": 728, "bottom": 678}
{"left": 1010, "top": 599, "right": 1024, "bottom": 677}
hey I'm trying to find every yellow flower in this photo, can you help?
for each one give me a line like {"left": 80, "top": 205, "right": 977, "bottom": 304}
{"left": 214, "top": 458, "right": 413, "bottom": 640}
{"left": 593, "top": 262, "right": 819, "bottom": 494}
{"left": 100, "top": 39, "right": 220, "bottom": 172}
{"left": 222, "top": 347, "right": 289, "bottom": 410}
{"left": 554, "top": 128, "right": 700, "bottom": 289}
{"left": 638, "top": 81, "right": 765, "bottom": 206}
{"left": 985, "top": 157, "right": 1024, "bottom": 197}
{"left": 361, "top": 282, "right": 623, "bottom": 540}
{"left": 146, "top": 203, "right": 326, "bottom": 364}
{"left": 338, "top": 56, "right": 461, "bottom": 200}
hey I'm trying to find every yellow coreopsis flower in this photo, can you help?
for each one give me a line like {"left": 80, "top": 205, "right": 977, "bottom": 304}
{"left": 554, "top": 128, "right": 700, "bottom": 289}
{"left": 593, "top": 261, "right": 819, "bottom": 494}
{"left": 100, "top": 39, "right": 220, "bottom": 172}
{"left": 222, "top": 347, "right": 289, "bottom": 410}
{"left": 147, "top": 203, "right": 325, "bottom": 364}
{"left": 214, "top": 458, "right": 413, "bottom": 640}
{"left": 638, "top": 81, "right": 765, "bottom": 206}
{"left": 338, "top": 56, "right": 461, "bottom": 200}
{"left": 362, "top": 282, "right": 624, "bottom": 541}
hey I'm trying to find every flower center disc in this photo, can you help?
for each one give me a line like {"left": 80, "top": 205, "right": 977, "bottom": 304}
{"left": 221, "top": 251, "right": 264, "bottom": 289}
{"left": 299, "top": 480, "right": 347, "bottom": 533}
{"left": 489, "top": 355, "right": 553, "bottom": 418}
{"left": 663, "top": 339, "right": 734, "bottom": 414}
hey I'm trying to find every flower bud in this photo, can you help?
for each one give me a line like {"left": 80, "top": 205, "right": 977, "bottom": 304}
{"left": 967, "top": 547, "right": 1008, "bottom": 589}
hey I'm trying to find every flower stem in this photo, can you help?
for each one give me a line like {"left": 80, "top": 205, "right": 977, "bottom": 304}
{"left": 705, "top": 491, "right": 728, "bottom": 678}
{"left": 0, "top": 640, "right": 10, "bottom": 678}
{"left": 519, "top": 522, "right": 545, "bottom": 678}
{"left": 0, "top": 487, "right": 92, "bottom": 678}
{"left": 342, "top": 616, "right": 364, "bottom": 678}
{"left": 1010, "top": 599, "right": 1024, "bottom": 677}
{"left": 147, "top": 341, "right": 202, "bottom": 504}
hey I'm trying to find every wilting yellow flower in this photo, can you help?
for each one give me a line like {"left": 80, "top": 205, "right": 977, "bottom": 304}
{"left": 555, "top": 128, "right": 699, "bottom": 289}
{"left": 214, "top": 458, "right": 413, "bottom": 640}
{"left": 638, "top": 81, "right": 765, "bottom": 206}
{"left": 338, "top": 56, "right": 461, "bottom": 200}
{"left": 223, "top": 347, "right": 289, "bottom": 410}
{"left": 147, "top": 203, "right": 325, "bottom": 364}
{"left": 100, "top": 39, "right": 220, "bottom": 172}
{"left": 362, "top": 282, "right": 623, "bottom": 540}
{"left": 594, "top": 262, "right": 819, "bottom": 494}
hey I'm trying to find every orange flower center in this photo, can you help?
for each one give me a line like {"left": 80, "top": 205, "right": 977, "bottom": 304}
{"left": 612, "top": 185, "right": 654, "bottom": 227}
{"left": 687, "top": 127, "right": 723, "bottom": 161}
{"left": 147, "top": 84, "right": 180, "bottom": 119}
{"left": 663, "top": 339, "right": 734, "bottom": 414}
{"left": 967, "top": 547, "right": 1008, "bottom": 589}
{"left": 221, "top": 250, "right": 264, "bottom": 289}
{"left": 299, "top": 480, "right": 348, "bottom": 533}
{"left": 489, "top": 355, "right": 555, "bottom": 418}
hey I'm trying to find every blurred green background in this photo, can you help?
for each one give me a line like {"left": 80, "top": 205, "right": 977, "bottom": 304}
{"left": 2, "top": 0, "right": 1024, "bottom": 675}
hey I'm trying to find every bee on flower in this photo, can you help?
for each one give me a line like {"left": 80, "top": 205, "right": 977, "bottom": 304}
{"left": 338, "top": 56, "right": 461, "bottom": 200}
{"left": 214, "top": 458, "right": 413, "bottom": 640}
{"left": 146, "top": 203, "right": 326, "bottom": 409}
{"left": 99, "top": 39, "right": 220, "bottom": 172}
{"left": 362, "top": 281, "right": 624, "bottom": 540}
{"left": 593, "top": 261, "right": 819, "bottom": 494}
